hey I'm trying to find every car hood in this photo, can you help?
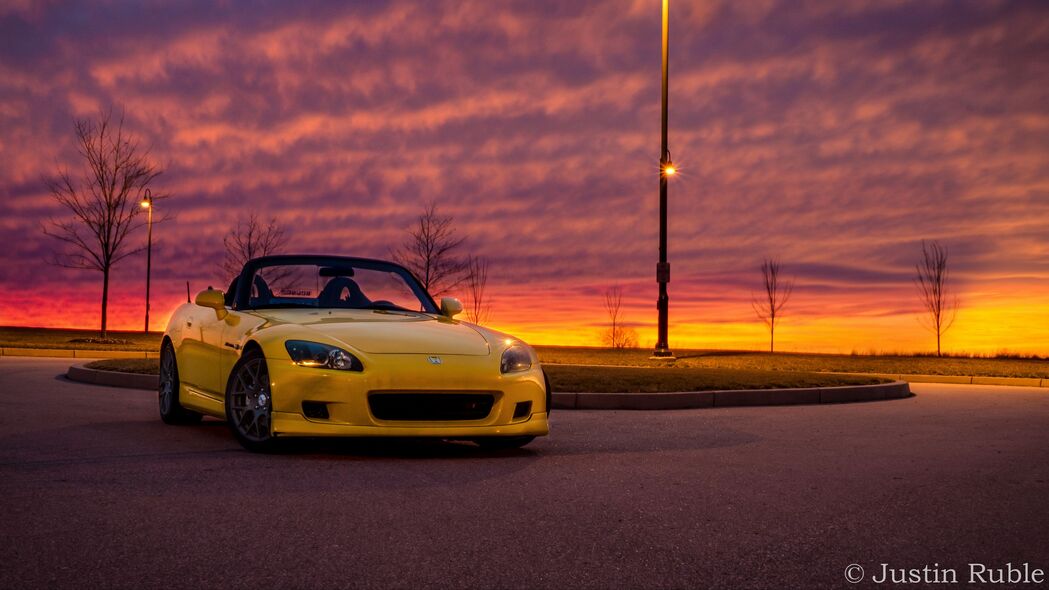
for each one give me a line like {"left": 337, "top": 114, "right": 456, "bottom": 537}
{"left": 247, "top": 309, "right": 491, "bottom": 356}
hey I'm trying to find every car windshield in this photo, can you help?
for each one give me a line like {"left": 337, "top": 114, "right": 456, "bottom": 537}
{"left": 238, "top": 258, "right": 438, "bottom": 313}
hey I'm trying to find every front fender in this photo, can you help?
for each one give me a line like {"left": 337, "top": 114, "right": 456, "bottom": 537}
{"left": 162, "top": 303, "right": 198, "bottom": 351}
{"left": 241, "top": 323, "right": 371, "bottom": 365}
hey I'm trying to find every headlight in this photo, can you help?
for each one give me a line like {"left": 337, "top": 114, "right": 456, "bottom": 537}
{"left": 285, "top": 340, "right": 363, "bottom": 371}
{"left": 500, "top": 344, "right": 532, "bottom": 374}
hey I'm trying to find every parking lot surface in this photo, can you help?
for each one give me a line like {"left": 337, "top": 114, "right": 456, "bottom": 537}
{"left": 1, "top": 357, "right": 1047, "bottom": 589}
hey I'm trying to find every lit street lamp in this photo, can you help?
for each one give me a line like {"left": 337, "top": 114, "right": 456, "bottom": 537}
{"left": 653, "top": 0, "right": 674, "bottom": 358}
{"left": 140, "top": 189, "right": 153, "bottom": 333}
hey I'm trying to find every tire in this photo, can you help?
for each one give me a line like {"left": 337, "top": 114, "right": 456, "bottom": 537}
{"left": 158, "top": 341, "right": 203, "bottom": 425}
{"left": 474, "top": 436, "right": 536, "bottom": 450}
{"left": 225, "top": 348, "right": 280, "bottom": 453}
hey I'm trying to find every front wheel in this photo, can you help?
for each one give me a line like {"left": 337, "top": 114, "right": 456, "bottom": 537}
{"left": 474, "top": 436, "right": 535, "bottom": 450}
{"left": 225, "top": 349, "right": 280, "bottom": 453}
{"left": 158, "top": 341, "right": 202, "bottom": 425}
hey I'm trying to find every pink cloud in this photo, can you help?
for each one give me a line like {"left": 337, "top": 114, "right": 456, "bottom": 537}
{"left": 0, "top": 0, "right": 1047, "bottom": 354}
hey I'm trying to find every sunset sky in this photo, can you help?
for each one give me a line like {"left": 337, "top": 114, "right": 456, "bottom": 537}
{"left": 1, "top": 0, "right": 1047, "bottom": 354}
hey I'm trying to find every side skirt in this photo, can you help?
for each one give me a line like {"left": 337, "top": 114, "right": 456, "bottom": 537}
{"left": 180, "top": 384, "right": 225, "bottom": 418}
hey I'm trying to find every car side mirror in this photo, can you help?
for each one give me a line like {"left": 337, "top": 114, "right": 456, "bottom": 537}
{"left": 440, "top": 297, "right": 463, "bottom": 318}
{"left": 195, "top": 288, "right": 227, "bottom": 319}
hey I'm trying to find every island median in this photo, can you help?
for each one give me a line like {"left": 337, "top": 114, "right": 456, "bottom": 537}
{"left": 68, "top": 358, "right": 911, "bottom": 410}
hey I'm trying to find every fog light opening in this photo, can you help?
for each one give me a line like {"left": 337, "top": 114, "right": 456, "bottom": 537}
{"left": 513, "top": 401, "right": 532, "bottom": 420}
{"left": 302, "top": 401, "right": 330, "bottom": 420}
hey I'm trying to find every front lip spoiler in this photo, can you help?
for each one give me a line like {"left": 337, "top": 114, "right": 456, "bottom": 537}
{"left": 270, "top": 411, "right": 550, "bottom": 438}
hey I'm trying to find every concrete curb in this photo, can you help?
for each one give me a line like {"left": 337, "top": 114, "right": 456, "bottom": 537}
{"left": 3, "top": 347, "right": 159, "bottom": 359}
{"left": 551, "top": 381, "right": 911, "bottom": 410}
{"left": 550, "top": 363, "right": 1049, "bottom": 390}
{"left": 65, "top": 364, "right": 911, "bottom": 410}
{"left": 66, "top": 364, "right": 159, "bottom": 390}
{"left": 820, "top": 371, "right": 1046, "bottom": 388}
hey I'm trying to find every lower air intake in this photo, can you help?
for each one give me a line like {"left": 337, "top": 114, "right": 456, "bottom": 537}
{"left": 368, "top": 393, "right": 494, "bottom": 421}
{"left": 513, "top": 401, "right": 532, "bottom": 419}
{"left": 302, "top": 401, "right": 330, "bottom": 420}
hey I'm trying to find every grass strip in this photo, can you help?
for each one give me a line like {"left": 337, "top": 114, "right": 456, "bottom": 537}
{"left": 535, "top": 346, "right": 1049, "bottom": 379}
{"left": 85, "top": 358, "right": 888, "bottom": 393}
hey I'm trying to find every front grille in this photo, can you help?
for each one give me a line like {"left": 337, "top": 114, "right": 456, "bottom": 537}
{"left": 368, "top": 393, "right": 495, "bottom": 421}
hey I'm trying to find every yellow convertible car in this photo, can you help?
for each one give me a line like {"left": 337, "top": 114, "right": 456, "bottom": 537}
{"left": 160, "top": 254, "right": 550, "bottom": 452}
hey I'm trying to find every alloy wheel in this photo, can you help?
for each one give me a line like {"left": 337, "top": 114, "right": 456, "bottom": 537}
{"left": 229, "top": 357, "right": 272, "bottom": 442}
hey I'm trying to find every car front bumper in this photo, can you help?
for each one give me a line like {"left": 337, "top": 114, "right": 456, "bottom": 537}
{"left": 264, "top": 352, "right": 550, "bottom": 438}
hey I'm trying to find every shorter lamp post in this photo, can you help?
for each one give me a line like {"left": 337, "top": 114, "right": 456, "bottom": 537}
{"left": 140, "top": 189, "right": 154, "bottom": 333}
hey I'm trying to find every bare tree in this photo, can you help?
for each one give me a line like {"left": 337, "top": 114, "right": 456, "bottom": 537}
{"left": 43, "top": 109, "right": 162, "bottom": 339}
{"left": 602, "top": 285, "right": 638, "bottom": 349}
{"left": 914, "top": 240, "right": 957, "bottom": 357}
{"left": 394, "top": 201, "right": 468, "bottom": 297}
{"left": 221, "top": 214, "right": 290, "bottom": 282}
{"left": 464, "top": 255, "right": 492, "bottom": 325}
{"left": 752, "top": 258, "right": 794, "bottom": 353}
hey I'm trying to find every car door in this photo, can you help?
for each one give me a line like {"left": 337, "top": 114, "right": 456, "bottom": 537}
{"left": 175, "top": 305, "right": 207, "bottom": 389}
{"left": 196, "top": 311, "right": 226, "bottom": 395}
{"left": 179, "top": 305, "right": 225, "bottom": 398}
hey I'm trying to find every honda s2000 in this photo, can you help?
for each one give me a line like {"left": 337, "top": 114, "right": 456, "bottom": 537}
{"left": 160, "top": 255, "right": 550, "bottom": 452}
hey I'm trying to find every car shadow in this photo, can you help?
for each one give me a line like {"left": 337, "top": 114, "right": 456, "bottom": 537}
{"left": 275, "top": 436, "right": 539, "bottom": 459}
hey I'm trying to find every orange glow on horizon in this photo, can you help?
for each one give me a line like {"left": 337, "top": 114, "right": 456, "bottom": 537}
{"left": 3, "top": 283, "right": 1045, "bottom": 357}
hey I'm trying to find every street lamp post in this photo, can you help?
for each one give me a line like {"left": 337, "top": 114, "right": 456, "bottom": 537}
{"left": 141, "top": 189, "right": 153, "bottom": 333}
{"left": 653, "top": 0, "right": 674, "bottom": 358}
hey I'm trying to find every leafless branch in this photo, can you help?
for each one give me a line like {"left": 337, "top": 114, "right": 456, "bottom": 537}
{"left": 602, "top": 285, "right": 638, "bottom": 349}
{"left": 751, "top": 258, "right": 794, "bottom": 353}
{"left": 914, "top": 240, "right": 957, "bottom": 356}
{"left": 221, "top": 214, "right": 291, "bottom": 283}
{"left": 393, "top": 200, "right": 468, "bottom": 297}
{"left": 42, "top": 107, "right": 163, "bottom": 338}
{"left": 464, "top": 255, "right": 492, "bottom": 325}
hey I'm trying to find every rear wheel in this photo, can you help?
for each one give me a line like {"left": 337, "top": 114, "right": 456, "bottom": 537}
{"left": 474, "top": 436, "right": 536, "bottom": 450}
{"left": 225, "top": 349, "right": 280, "bottom": 453}
{"left": 158, "top": 341, "right": 202, "bottom": 425}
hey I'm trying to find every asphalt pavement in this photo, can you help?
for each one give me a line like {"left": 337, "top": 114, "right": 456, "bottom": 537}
{"left": 1, "top": 357, "right": 1047, "bottom": 589}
